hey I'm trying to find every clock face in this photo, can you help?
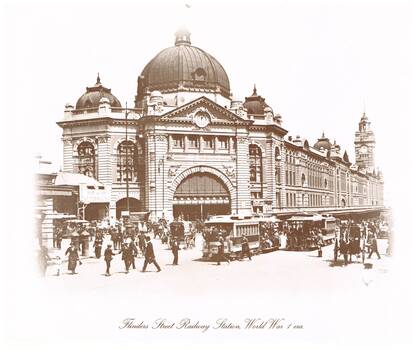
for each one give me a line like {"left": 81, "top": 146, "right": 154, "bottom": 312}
{"left": 360, "top": 145, "right": 368, "bottom": 154}
{"left": 193, "top": 112, "right": 210, "bottom": 128}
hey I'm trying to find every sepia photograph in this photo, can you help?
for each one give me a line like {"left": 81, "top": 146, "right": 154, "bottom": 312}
{"left": 2, "top": 0, "right": 413, "bottom": 349}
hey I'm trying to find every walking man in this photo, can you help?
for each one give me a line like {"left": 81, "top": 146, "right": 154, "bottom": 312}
{"left": 240, "top": 235, "right": 251, "bottom": 261}
{"left": 171, "top": 238, "right": 179, "bottom": 265}
{"left": 368, "top": 235, "right": 381, "bottom": 259}
{"left": 120, "top": 243, "right": 134, "bottom": 273}
{"left": 333, "top": 234, "right": 340, "bottom": 262}
{"left": 65, "top": 243, "right": 80, "bottom": 274}
{"left": 141, "top": 236, "right": 161, "bottom": 272}
{"left": 129, "top": 239, "right": 138, "bottom": 269}
{"left": 93, "top": 234, "right": 103, "bottom": 259}
{"left": 104, "top": 244, "right": 116, "bottom": 276}
{"left": 217, "top": 235, "right": 230, "bottom": 265}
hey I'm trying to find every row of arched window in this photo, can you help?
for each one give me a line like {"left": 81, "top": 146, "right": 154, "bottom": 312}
{"left": 76, "top": 141, "right": 140, "bottom": 182}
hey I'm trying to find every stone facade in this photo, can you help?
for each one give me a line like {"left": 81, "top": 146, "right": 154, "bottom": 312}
{"left": 57, "top": 30, "right": 384, "bottom": 222}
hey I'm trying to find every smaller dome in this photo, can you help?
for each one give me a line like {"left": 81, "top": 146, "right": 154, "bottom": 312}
{"left": 243, "top": 85, "right": 270, "bottom": 115}
{"left": 313, "top": 132, "right": 332, "bottom": 151}
{"left": 76, "top": 74, "right": 121, "bottom": 110}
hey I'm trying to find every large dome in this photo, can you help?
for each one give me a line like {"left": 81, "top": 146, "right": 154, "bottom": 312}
{"left": 136, "top": 29, "right": 231, "bottom": 104}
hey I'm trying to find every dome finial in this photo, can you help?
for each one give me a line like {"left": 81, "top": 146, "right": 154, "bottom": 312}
{"left": 175, "top": 28, "right": 191, "bottom": 46}
{"left": 96, "top": 72, "right": 101, "bottom": 86}
{"left": 253, "top": 84, "right": 257, "bottom": 96}
{"left": 322, "top": 131, "right": 325, "bottom": 138}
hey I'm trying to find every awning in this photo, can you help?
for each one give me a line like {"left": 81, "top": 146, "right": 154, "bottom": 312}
{"left": 287, "top": 215, "right": 323, "bottom": 222}
{"left": 55, "top": 172, "right": 104, "bottom": 187}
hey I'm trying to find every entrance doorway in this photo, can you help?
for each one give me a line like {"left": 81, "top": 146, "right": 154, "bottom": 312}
{"left": 173, "top": 172, "right": 230, "bottom": 221}
{"left": 116, "top": 198, "right": 142, "bottom": 219}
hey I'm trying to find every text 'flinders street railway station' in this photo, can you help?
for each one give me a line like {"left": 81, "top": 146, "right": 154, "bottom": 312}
{"left": 57, "top": 29, "right": 384, "bottom": 222}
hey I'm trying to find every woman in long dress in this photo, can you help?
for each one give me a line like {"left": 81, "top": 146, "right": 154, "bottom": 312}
{"left": 65, "top": 243, "right": 79, "bottom": 274}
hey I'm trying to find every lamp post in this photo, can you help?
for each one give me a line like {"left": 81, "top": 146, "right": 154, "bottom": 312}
{"left": 125, "top": 102, "right": 130, "bottom": 215}
{"left": 124, "top": 102, "right": 137, "bottom": 216}
{"left": 158, "top": 157, "right": 165, "bottom": 214}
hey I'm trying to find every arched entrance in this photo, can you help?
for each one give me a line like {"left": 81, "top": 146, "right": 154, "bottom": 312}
{"left": 173, "top": 172, "right": 231, "bottom": 220}
{"left": 116, "top": 198, "right": 142, "bottom": 219}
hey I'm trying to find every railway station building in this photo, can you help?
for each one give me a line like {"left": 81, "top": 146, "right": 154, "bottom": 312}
{"left": 57, "top": 29, "right": 384, "bottom": 222}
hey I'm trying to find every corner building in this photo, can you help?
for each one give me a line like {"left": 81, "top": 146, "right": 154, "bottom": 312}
{"left": 57, "top": 29, "right": 384, "bottom": 222}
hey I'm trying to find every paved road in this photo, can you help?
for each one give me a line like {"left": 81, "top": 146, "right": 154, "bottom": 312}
{"left": 44, "top": 235, "right": 391, "bottom": 296}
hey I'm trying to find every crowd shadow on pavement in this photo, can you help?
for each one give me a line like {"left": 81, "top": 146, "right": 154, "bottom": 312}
{"left": 326, "top": 259, "right": 365, "bottom": 267}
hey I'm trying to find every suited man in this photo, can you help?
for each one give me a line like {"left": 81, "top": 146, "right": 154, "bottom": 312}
{"left": 120, "top": 243, "right": 134, "bottom": 273}
{"left": 171, "top": 238, "right": 179, "bottom": 265}
{"left": 129, "top": 239, "right": 138, "bottom": 269}
{"left": 93, "top": 234, "right": 103, "bottom": 259}
{"left": 104, "top": 244, "right": 116, "bottom": 276}
{"left": 333, "top": 234, "right": 340, "bottom": 262}
{"left": 217, "top": 235, "right": 230, "bottom": 265}
{"left": 240, "top": 235, "right": 251, "bottom": 261}
{"left": 368, "top": 235, "right": 381, "bottom": 259}
{"left": 141, "top": 236, "right": 161, "bottom": 272}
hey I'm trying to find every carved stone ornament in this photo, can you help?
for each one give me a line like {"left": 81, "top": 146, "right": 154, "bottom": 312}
{"left": 62, "top": 137, "right": 72, "bottom": 146}
{"left": 168, "top": 166, "right": 181, "bottom": 177}
{"left": 155, "top": 134, "right": 167, "bottom": 142}
{"left": 223, "top": 165, "right": 235, "bottom": 177}
{"left": 97, "top": 135, "right": 110, "bottom": 144}
{"left": 237, "top": 137, "right": 249, "bottom": 144}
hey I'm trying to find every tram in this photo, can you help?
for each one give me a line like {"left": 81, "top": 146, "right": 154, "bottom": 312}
{"left": 202, "top": 215, "right": 262, "bottom": 260}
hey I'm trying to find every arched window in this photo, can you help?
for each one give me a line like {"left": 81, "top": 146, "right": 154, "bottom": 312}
{"left": 249, "top": 144, "right": 262, "bottom": 183}
{"left": 77, "top": 141, "right": 96, "bottom": 178}
{"left": 117, "top": 140, "right": 138, "bottom": 183}
{"left": 301, "top": 173, "right": 306, "bottom": 186}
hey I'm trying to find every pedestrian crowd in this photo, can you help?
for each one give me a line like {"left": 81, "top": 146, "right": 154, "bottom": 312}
{"left": 38, "top": 215, "right": 391, "bottom": 277}
{"left": 40, "top": 216, "right": 200, "bottom": 277}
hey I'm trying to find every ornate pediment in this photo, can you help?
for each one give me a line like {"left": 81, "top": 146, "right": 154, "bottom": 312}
{"left": 157, "top": 96, "right": 251, "bottom": 127}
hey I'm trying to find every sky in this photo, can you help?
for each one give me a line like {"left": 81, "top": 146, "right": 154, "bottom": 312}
{"left": 3, "top": 0, "right": 413, "bottom": 201}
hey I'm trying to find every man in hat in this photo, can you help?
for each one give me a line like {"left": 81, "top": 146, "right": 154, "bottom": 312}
{"left": 65, "top": 242, "right": 80, "bottom": 274}
{"left": 141, "top": 236, "right": 161, "bottom": 272}
{"left": 93, "top": 233, "right": 103, "bottom": 259}
{"left": 104, "top": 244, "right": 116, "bottom": 276}
{"left": 240, "top": 234, "right": 252, "bottom": 261}
{"left": 128, "top": 238, "right": 138, "bottom": 269}
{"left": 368, "top": 235, "right": 381, "bottom": 259}
{"left": 217, "top": 235, "right": 230, "bottom": 265}
{"left": 120, "top": 242, "right": 134, "bottom": 274}
{"left": 171, "top": 237, "right": 179, "bottom": 265}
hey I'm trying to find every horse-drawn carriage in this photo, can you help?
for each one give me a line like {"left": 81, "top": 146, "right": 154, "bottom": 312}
{"left": 256, "top": 216, "right": 282, "bottom": 253}
{"left": 285, "top": 214, "right": 337, "bottom": 251}
{"left": 343, "top": 224, "right": 367, "bottom": 263}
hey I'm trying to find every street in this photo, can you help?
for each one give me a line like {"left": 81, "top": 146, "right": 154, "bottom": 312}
{"left": 43, "top": 235, "right": 391, "bottom": 296}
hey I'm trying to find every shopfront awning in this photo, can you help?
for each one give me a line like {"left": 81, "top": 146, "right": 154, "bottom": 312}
{"left": 55, "top": 172, "right": 110, "bottom": 204}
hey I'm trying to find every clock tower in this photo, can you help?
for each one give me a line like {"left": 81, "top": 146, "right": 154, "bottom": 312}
{"left": 354, "top": 112, "right": 375, "bottom": 172}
